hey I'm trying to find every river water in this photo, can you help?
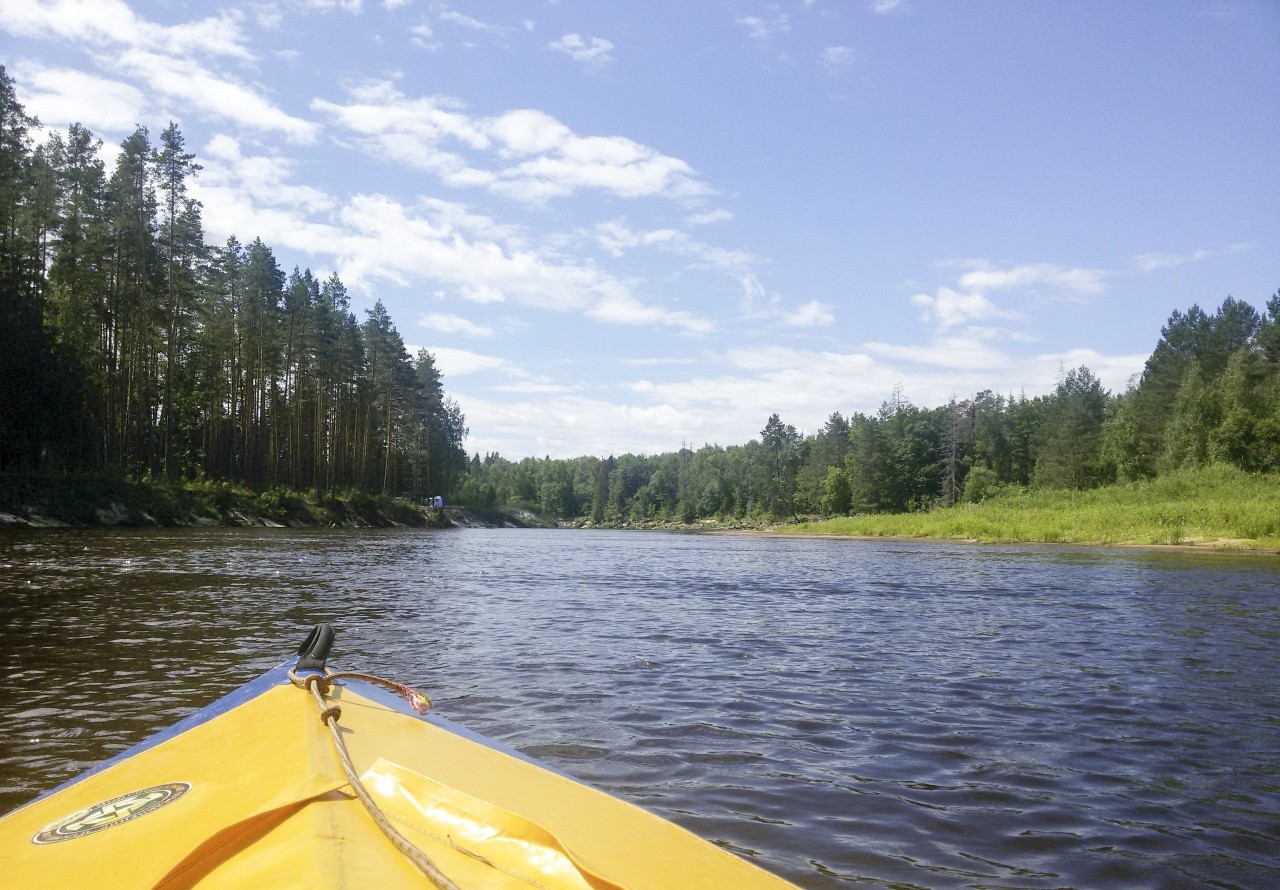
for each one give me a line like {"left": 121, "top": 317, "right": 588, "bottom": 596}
{"left": 1, "top": 528, "right": 1277, "bottom": 888}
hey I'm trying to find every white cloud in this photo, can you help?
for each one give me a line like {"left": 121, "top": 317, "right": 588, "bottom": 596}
{"left": 12, "top": 63, "right": 144, "bottom": 134}
{"left": 457, "top": 336, "right": 1150, "bottom": 458}
{"left": 314, "top": 83, "right": 713, "bottom": 203}
{"left": 415, "top": 196, "right": 527, "bottom": 246}
{"left": 487, "top": 108, "right": 571, "bottom": 155}
{"left": 686, "top": 209, "right": 733, "bottom": 225}
{"left": 410, "top": 23, "right": 441, "bottom": 50}
{"left": 255, "top": 5, "right": 284, "bottom": 29}
{"left": 870, "top": 0, "right": 906, "bottom": 13}
{"left": 619, "top": 356, "right": 701, "bottom": 367}
{"left": 1131, "top": 242, "right": 1253, "bottom": 273}
{"left": 455, "top": 391, "right": 699, "bottom": 459}
{"left": 910, "top": 286, "right": 1020, "bottom": 329}
{"left": 0, "top": 0, "right": 253, "bottom": 59}
{"left": 447, "top": 332, "right": 1148, "bottom": 458}
{"left": 782, "top": 300, "right": 835, "bottom": 328}
{"left": 861, "top": 340, "right": 1143, "bottom": 397}
{"left": 0, "top": 0, "right": 317, "bottom": 142}
{"left": 194, "top": 143, "right": 715, "bottom": 335}
{"left": 195, "top": 136, "right": 332, "bottom": 226}
{"left": 548, "top": 33, "right": 615, "bottom": 65}
{"left": 438, "top": 9, "right": 499, "bottom": 33}
{"left": 820, "top": 46, "right": 855, "bottom": 72}
{"left": 298, "top": 0, "right": 363, "bottom": 12}
{"left": 737, "top": 14, "right": 790, "bottom": 42}
{"left": 494, "top": 381, "right": 578, "bottom": 395}
{"left": 605, "top": 347, "right": 887, "bottom": 447}
{"left": 419, "top": 312, "right": 493, "bottom": 337}
{"left": 739, "top": 273, "right": 834, "bottom": 328}
{"left": 591, "top": 221, "right": 678, "bottom": 256}
{"left": 116, "top": 49, "right": 317, "bottom": 142}
{"left": 908, "top": 260, "right": 1109, "bottom": 332}
{"left": 428, "top": 348, "right": 577, "bottom": 402}
{"left": 956, "top": 262, "right": 1106, "bottom": 296}
{"left": 589, "top": 293, "right": 712, "bottom": 333}
{"left": 193, "top": 157, "right": 343, "bottom": 257}
{"left": 589, "top": 219, "right": 754, "bottom": 273}
{"left": 863, "top": 335, "right": 1015, "bottom": 372}
{"left": 430, "top": 346, "right": 514, "bottom": 377}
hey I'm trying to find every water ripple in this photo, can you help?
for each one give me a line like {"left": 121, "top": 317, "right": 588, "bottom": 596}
{"left": 2, "top": 527, "right": 1278, "bottom": 888}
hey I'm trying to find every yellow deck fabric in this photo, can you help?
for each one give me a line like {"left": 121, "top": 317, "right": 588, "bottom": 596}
{"left": 0, "top": 679, "right": 797, "bottom": 889}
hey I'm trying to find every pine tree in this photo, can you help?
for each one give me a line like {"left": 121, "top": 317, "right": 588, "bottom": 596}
{"left": 0, "top": 66, "right": 47, "bottom": 470}
{"left": 1162, "top": 363, "right": 1216, "bottom": 471}
{"left": 106, "top": 127, "right": 161, "bottom": 476}
{"left": 1036, "top": 367, "right": 1110, "bottom": 489}
{"left": 153, "top": 123, "right": 204, "bottom": 478}
{"left": 46, "top": 124, "right": 112, "bottom": 470}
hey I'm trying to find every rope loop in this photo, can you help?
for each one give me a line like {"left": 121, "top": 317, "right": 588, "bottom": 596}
{"left": 288, "top": 668, "right": 330, "bottom": 696}
{"left": 288, "top": 664, "right": 457, "bottom": 890}
{"left": 288, "top": 667, "right": 432, "bottom": 716}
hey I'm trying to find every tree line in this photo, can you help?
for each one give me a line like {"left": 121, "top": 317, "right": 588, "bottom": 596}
{"left": 458, "top": 293, "right": 1280, "bottom": 523}
{"left": 0, "top": 67, "right": 468, "bottom": 497}
{"left": 4, "top": 62, "right": 1274, "bottom": 519}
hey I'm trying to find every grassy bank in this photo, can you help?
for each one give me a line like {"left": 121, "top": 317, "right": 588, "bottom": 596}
{"left": 0, "top": 475, "right": 441, "bottom": 529}
{"left": 784, "top": 465, "right": 1280, "bottom": 552}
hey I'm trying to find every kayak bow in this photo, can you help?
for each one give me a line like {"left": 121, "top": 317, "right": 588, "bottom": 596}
{"left": 0, "top": 625, "right": 797, "bottom": 889}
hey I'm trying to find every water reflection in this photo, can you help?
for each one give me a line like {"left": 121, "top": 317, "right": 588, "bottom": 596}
{"left": 1, "top": 528, "right": 1278, "bottom": 888}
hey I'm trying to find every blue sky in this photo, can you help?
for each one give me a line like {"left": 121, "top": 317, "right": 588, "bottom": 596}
{"left": 4, "top": 0, "right": 1277, "bottom": 458}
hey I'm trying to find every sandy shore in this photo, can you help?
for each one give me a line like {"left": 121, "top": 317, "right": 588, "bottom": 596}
{"left": 707, "top": 527, "right": 1278, "bottom": 555}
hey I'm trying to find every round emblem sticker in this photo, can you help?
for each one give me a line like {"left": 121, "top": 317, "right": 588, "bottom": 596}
{"left": 33, "top": 782, "right": 190, "bottom": 844}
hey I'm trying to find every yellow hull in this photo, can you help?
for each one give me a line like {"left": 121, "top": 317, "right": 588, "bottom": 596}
{"left": 0, "top": 657, "right": 796, "bottom": 888}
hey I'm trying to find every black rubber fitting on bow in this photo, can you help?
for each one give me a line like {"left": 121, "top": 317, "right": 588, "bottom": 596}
{"left": 296, "top": 623, "right": 336, "bottom": 672}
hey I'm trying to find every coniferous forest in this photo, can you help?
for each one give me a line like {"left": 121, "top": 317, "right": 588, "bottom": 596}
{"left": 0, "top": 67, "right": 468, "bottom": 499}
{"left": 2, "top": 65, "right": 1277, "bottom": 526}
{"left": 459, "top": 292, "right": 1280, "bottom": 524}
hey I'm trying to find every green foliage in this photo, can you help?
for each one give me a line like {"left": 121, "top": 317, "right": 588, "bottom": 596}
{"left": 1120, "top": 296, "right": 1272, "bottom": 477}
{"left": 1209, "top": 348, "right": 1280, "bottom": 472}
{"left": 858, "top": 392, "right": 944, "bottom": 513}
{"left": 185, "top": 479, "right": 254, "bottom": 517}
{"left": 453, "top": 472, "right": 498, "bottom": 510}
{"left": 0, "top": 72, "right": 466, "bottom": 501}
{"left": 1259, "top": 290, "right": 1280, "bottom": 372}
{"left": 1162, "top": 363, "right": 1217, "bottom": 470}
{"left": 1035, "top": 367, "right": 1109, "bottom": 488}
{"left": 790, "top": 464, "right": 1280, "bottom": 550}
{"left": 819, "top": 466, "right": 852, "bottom": 515}
{"left": 253, "top": 487, "right": 308, "bottom": 523}
{"left": 760, "top": 413, "right": 802, "bottom": 516}
{"left": 4, "top": 68, "right": 1276, "bottom": 534}
{"left": 461, "top": 291, "right": 1280, "bottom": 529}
{"left": 538, "top": 460, "right": 578, "bottom": 519}
{"left": 961, "top": 465, "right": 1000, "bottom": 503}
{"left": 1100, "top": 394, "right": 1146, "bottom": 482}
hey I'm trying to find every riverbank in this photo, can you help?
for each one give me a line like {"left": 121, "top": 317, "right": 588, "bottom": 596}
{"left": 4, "top": 466, "right": 1276, "bottom": 552}
{"left": 776, "top": 464, "right": 1280, "bottom": 553}
{"left": 0, "top": 476, "right": 536, "bottom": 530}
{"left": 555, "top": 466, "right": 1278, "bottom": 552}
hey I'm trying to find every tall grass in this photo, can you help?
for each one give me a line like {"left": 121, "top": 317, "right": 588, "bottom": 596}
{"left": 788, "top": 465, "right": 1280, "bottom": 551}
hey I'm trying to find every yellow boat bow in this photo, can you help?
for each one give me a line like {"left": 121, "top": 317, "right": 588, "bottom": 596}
{"left": 0, "top": 626, "right": 798, "bottom": 889}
